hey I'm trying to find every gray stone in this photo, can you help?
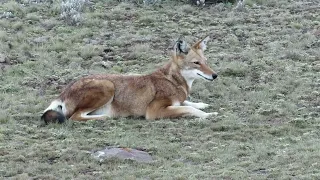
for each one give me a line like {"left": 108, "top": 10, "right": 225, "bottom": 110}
{"left": 92, "top": 147, "right": 153, "bottom": 163}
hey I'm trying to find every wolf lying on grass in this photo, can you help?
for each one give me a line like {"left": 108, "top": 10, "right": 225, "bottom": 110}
{"left": 41, "top": 36, "right": 218, "bottom": 124}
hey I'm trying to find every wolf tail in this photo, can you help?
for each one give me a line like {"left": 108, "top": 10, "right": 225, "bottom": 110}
{"left": 41, "top": 100, "right": 66, "bottom": 124}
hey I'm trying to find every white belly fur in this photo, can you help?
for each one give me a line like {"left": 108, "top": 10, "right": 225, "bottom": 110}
{"left": 88, "top": 97, "right": 114, "bottom": 117}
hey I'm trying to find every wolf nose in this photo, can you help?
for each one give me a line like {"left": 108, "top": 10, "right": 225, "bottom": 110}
{"left": 212, "top": 74, "right": 218, "bottom": 79}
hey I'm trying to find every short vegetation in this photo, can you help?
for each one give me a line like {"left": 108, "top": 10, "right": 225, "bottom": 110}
{"left": 0, "top": 0, "right": 319, "bottom": 179}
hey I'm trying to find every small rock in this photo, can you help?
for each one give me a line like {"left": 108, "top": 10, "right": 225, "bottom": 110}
{"left": 92, "top": 147, "right": 153, "bottom": 163}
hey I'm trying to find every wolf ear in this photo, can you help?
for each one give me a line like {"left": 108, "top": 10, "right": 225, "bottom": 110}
{"left": 174, "top": 36, "right": 189, "bottom": 55}
{"left": 193, "top": 36, "right": 210, "bottom": 51}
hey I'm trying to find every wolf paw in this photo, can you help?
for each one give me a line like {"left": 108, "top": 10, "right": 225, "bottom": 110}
{"left": 194, "top": 103, "right": 210, "bottom": 109}
{"left": 201, "top": 112, "right": 218, "bottom": 119}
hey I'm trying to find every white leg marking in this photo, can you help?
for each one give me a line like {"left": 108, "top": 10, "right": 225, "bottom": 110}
{"left": 80, "top": 112, "right": 110, "bottom": 119}
{"left": 84, "top": 97, "right": 114, "bottom": 118}
{"left": 172, "top": 101, "right": 181, "bottom": 106}
{"left": 167, "top": 106, "right": 212, "bottom": 119}
{"left": 44, "top": 100, "right": 66, "bottom": 114}
{"left": 182, "top": 101, "right": 210, "bottom": 109}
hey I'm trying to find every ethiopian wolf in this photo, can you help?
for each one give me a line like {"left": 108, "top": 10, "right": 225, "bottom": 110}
{"left": 41, "top": 36, "right": 218, "bottom": 124}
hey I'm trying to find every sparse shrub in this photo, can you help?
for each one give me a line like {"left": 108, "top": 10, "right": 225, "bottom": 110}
{"left": 1, "top": 1, "right": 25, "bottom": 18}
{"left": 179, "top": 4, "right": 194, "bottom": 14}
{"left": 26, "top": 13, "right": 40, "bottom": 22}
{"left": 290, "top": 22, "right": 303, "bottom": 29}
{"left": 60, "top": 0, "right": 86, "bottom": 25}
{"left": 1, "top": 11, "right": 14, "bottom": 19}
{"left": 226, "top": 34, "right": 240, "bottom": 45}
{"left": 220, "top": 61, "right": 248, "bottom": 77}
{"left": 47, "top": 40, "right": 68, "bottom": 52}
{"left": 79, "top": 44, "right": 102, "bottom": 60}
{"left": 225, "top": 17, "right": 237, "bottom": 26}
{"left": 138, "top": 15, "right": 157, "bottom": 25}
{"left": 289, "top": 119, "right": 310, "bottom": 129}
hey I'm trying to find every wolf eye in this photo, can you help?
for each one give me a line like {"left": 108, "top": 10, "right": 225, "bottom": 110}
{"left": 193, "top": 62, "right": 200, "bottom": 65}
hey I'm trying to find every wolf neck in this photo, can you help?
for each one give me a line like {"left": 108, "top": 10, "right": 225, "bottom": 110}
{"left": 179, "top": 69, "right": 195, "bottom": 90}
{"left": 159, "top": 61, "right": 190, "bottom": 94}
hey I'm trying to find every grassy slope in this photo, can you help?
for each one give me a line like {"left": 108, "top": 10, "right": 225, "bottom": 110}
{"left": 0, "top": 0, "right": 319, "bottom": 179}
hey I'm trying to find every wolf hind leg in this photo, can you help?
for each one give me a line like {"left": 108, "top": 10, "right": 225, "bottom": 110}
{"left": 70, "top": 109, "right": 110, "bottom": 121}
{"left": 67, "top": 79, "right": 115, "bottom": 121}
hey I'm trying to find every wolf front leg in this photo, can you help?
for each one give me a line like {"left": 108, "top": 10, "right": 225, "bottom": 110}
{"left": 182, "top": 100, "right": 210, "bottom": 110}
{"left": 146, "top": 99, "right": 213, "bottom": 120}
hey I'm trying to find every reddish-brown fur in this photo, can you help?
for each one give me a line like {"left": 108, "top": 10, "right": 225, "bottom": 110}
{"left": 42, "top": 36, "right": 218, "bottom": 123}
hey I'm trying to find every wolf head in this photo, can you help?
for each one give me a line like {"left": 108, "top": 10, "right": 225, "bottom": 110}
{"left": 172, "top": 36, "right": 218, "bottom": 87}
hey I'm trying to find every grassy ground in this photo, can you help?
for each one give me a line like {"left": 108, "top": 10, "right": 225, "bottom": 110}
{"left": 0, "top": 0, "right": 319, "bottom": 179}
